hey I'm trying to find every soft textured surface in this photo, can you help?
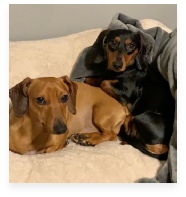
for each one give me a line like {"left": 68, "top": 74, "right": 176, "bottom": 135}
{"left": 9, "top": 19, "right": 169, "bottom": 183}
{"left": 9, "top": 141, "right": 165, "bottom": 183}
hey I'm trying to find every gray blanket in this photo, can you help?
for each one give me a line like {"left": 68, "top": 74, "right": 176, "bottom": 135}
{"left": 70, "top": 13, "right": 177, "bottom": 183}
{"left": 137, "top": 28, "right": 177, "bottom": 183}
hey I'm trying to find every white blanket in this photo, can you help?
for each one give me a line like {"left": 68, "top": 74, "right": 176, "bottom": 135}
{"left": 9, "top": 19, "right": 170, "bottom": 183}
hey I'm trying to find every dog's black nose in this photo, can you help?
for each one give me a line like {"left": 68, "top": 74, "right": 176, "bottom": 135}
{"left": 113, "top": 61, "right": 123, "bottom": 70}
{"left": 53, "top": 119, "right": 67, "bottom": 135}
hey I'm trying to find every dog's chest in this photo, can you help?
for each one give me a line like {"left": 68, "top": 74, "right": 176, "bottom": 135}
{"left": 67, "top": 110, "right": 97, "bottom": 136}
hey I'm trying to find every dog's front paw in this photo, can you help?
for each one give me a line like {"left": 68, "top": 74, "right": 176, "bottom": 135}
{"left": 63, "top": 137, "right": 71, "bottom": 147}
{"left": 84, "top": 77, "right": 102, "bottom": 87}
{"left": 70, "top": 133, "right": 95, "bottom": 146}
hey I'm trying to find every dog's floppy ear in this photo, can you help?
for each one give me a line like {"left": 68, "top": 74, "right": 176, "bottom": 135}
{"left": 62, "top": 76, "right": 78, "bottom": 115}
{"left": 90, "top": 29, "right": 110, "bottom": 64}
{"left": 135, "top": 31, "right": 153, "bottom": 70}
{"left": 9, "top": 77, "right": 32, "bottom": 117}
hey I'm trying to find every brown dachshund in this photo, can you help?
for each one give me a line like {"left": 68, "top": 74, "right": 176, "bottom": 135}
{"left": 9, "top": 76, "right": 130, "bottom": 154}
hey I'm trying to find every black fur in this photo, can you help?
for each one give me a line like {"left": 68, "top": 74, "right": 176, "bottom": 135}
{"left": 85, "top": 29, "right": 175, "bottom": 160}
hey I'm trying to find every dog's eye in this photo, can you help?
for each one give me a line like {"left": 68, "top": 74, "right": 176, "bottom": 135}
{"left": 61, "top": 95, "right": 68, "bottom": 103}
{"left": 129, "top": 43, "right": 135, "bottom": 49}
{"left": 36, "top": 97, "right": 46, "bottom": 105}
{"left": 111, "top": 39, "right": 117, "bottom": 45}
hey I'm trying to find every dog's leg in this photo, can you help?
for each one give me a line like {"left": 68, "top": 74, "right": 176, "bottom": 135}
{"left": 41, "top": 144, "right": 66, "bottom": 153}
{"left": 71, "top": 131, "right": 117, "bottom": 146}
{"left": 37, "top": 133, "right": 68, "bottom": 153}
{"left": 120, "top": 111, "right": 170, "bottom": 159}
{"left": 123, "top": 114, "right": 134, "bottom": 135}
{"left": 71, "top": 105, "right": 124, "bottom": 146}
{"left": 100, "top": 80, "right": 128, "bottom": 105}
{"left": 84, "top": 77, "right": 103, "bottom": 87}
{"left": 100, "top": 80, "right": 118, "bottom": 97}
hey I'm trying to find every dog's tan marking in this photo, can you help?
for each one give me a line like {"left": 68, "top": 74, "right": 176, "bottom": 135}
{"left": 106, "top": 45, "right": 118, "bottom": 70}
{"left": 123, "top": 115, "right": 139, "bottom": 138}
{"left": 124, "top": 39, "right": 132, "bottom": 45}
{"left": 120, "top": 141, "right": 128, "bottom": 145}
{"left": 84, "top": 77, "right": 103, "bottom": 87}
{"left": 123, "top": 115, "right": 133, "bottom": 134}
{"left": 145, "top": 144, "right": 169, "bottom": 154}
{"left": 124, "top": 48, "right": 139, "bottom": 66}
{"left": 100, "top": 79, "right": 119, "bottom": 99}
{"left": 114, "top": 37, "right": 120, "bottom": 43}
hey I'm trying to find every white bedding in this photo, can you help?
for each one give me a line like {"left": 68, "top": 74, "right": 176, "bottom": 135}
{"left": 9, "top": 19, "right": 170, "bottom": 183}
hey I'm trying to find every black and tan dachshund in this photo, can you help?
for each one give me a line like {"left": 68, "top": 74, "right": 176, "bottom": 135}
{"left": 82, "top": 29, "right": 175, "bottom": 160}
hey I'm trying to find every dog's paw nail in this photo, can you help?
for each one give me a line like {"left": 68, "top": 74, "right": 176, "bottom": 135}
{"left": 65, "top": 140, "right": 70, "bottom": 145}
{"left": 82, "top": 141, "right": 95, "bottom": 147}
{"left": 71, "top": 133, "right": 79, "bottom": 140}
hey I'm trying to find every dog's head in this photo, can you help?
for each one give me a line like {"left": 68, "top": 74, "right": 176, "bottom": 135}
{"left": 91, "top": 29, "right": 151, "bottom": 72}
{"left": 9, "top": 76, "right": 78, "bottom": 135}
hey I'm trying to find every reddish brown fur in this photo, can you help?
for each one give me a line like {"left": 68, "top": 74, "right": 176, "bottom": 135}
{"left": 9, "top": 76, "right": 130, "bottom": 154}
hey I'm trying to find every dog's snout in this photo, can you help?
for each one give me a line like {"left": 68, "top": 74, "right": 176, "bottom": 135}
{"left": 53, "top": 119, "right": 67, "bottom": 135}
{"left": 113, "top": 61, "right": 123, "bottom": 70}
